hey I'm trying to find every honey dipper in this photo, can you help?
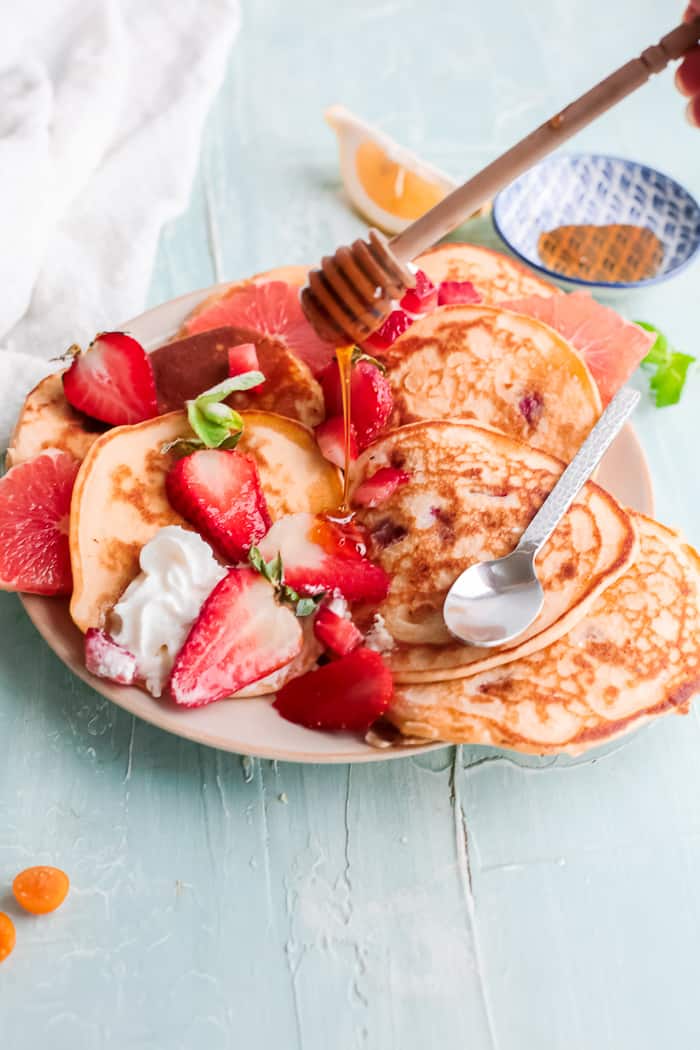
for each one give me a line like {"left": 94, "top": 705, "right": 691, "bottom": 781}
{"left": 301, "top": 18, "right": 700, "bottom": 344}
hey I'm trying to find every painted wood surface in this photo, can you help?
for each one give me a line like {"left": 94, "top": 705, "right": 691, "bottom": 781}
{"left": 1, "top": 1, "right": 699, "bottom": 1046}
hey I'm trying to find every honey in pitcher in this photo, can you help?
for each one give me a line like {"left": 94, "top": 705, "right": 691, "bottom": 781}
{"left": 538, "top": 223, "right": 664, "bottom": 283}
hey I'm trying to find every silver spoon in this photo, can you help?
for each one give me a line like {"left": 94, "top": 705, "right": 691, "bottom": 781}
{"left": 443, "top": 387, "right": 640, "bottom": 648}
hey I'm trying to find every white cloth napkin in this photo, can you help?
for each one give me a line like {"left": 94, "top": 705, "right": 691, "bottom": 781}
{"left": 0, "top": 0, "right": 240, "bottom": 450}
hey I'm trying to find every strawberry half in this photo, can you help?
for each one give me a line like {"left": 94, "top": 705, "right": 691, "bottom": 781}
{"left": 257, "top": 512, "right": 390, "bottom": 603}
{"left": 62, "top": 331, "right": 158, "bottom": 425}
{"left": 437, "top": 280, "right": 482, "bottom": 306}
{"left": 400, "top": 269, "right": 438, "bottom": 315}
{"left": 274, "top": 647, "right": 393, "bottom": 731}
{"left": 166, "top": 449, "right": 271, "bottom": 563}
{"left": 315, "top": 416, "right": 358, "bottom": 469}
{"left": 320, "top": 358, "right": 393, "bottom": 448}
{"left": 169, "top": 567, "right": 303, "bottom": 707}
{"left": 313, "top": 605, "right": 363, "bottom": 657}
{"left": 85, "top": 629, "right": 137, "bottom": 685}
{"left": 228, "top": 342, "right": 265, "bottom": 391}
{"left": 365, "top": 309, "right": 413, "bottom": 351}
{"left": 352, "top": 467, "right": 411, "bottom": 509}
{"left": 0, "top": 450, "right": 79, "bottom": 595}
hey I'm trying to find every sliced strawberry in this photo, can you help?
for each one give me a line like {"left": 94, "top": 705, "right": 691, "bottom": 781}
{"left": 274, "top": 647, "right": 393, "bottom": 731}
{"left": 352, "top": 467, "right": 411, "bottom": 509}
{"left": 365, "top": 309, "right": 413, "bottom": 351}
{"left": 313, "top": 605, "right": 363, "bottom": 656}
{"left": 166, "top": 449, "right": 271, "bottom": 563}
{"left": 315, "top": 416, "right": 358, "bottom": 469}
{"left": 400, "top": 269, "right": 438, "bottom": 315}
{"left": 184, "top": 281, "right": 335, "bottom": 376}
{"left": 169, "top": 567, "right": 303, "bottom": 707}
{"left": 437, "top": 280, "right": 482, "bottom": 306}
{"left": 85, "top": 629, "right": 137, "bottom": 685}
{"left": 228, "top": 342, "right": 265, "bottom": 391}
{"left": 258, "top": 512, "right": 390, "bottom": 603}
{"left": 319, "top": 358, "right": 393, "bottom": 448}
{"left": 0, "top": 450, "right": 79, "bottom": 595}
{"left": 62, "top": 331, "right": 158, "bottom": 425}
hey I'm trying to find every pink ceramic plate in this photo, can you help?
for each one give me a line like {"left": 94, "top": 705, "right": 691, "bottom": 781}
{"left": 19, "top": 288, "right": 655, "bottom": 764}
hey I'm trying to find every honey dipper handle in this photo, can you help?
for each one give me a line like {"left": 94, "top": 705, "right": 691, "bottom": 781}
{"left": 390, "top": 18, "right": 700, "bottom": 262}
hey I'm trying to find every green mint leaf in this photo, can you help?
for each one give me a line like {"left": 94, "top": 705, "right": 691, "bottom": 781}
{"left": 160, "top": 437, "right": 205, "bottom": 456}
{"left": 295, "top": 597, "right": 320, "bottom": 617}
{"left": 196, "top": 373, "right": 265, "bottom": 404}
{"left": 186, "top": 398, "right": 244, "bottom": 449}
{"left": 633, "top": 320, "right": 695, "bottom": 408}
{"left": 650, "top": 352, "right": 696, "bottom": 408}
{"left": 351, "top": 347, "right": 386, "bottom": 374}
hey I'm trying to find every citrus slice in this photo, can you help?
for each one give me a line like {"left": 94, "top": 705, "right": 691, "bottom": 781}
{"left": 325, "top": 105, "right": 456, "bottom": 235}
{"left": 503, "top": 291, "right": 655, "bottom": 405}
{"left": 182, "top": 281, "right": 336, "bottom": 376}
{"left": 0, "top": 450, "right": 80, "bottom": 595}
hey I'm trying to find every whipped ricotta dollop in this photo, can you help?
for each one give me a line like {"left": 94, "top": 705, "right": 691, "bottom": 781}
{"left": 111, "top": 526, "right": 227, "bottom": 697}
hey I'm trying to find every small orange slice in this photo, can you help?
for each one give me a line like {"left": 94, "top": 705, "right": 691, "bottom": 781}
{"left": 13, "top": 866, "right": 70, "bottom": 915}
{"left": 0, "top": 913, "right": 16, "bottom": 962}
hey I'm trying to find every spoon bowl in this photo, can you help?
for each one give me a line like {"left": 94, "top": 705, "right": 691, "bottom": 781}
{"left": 443, "top": 549, "right": 544, "bottom": 648}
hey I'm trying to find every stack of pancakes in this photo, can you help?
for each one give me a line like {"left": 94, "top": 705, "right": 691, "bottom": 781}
{"left": 9, "top": 246, "right": 699, "bottom": 755}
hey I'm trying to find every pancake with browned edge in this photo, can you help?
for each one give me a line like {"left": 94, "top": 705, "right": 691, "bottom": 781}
{"left": 387, "top": 515, "right": 700, "bottom": 754}
{"left": 351, "top": 421, "right": 636, "bottom": 681}
{"left": 383, "top": 305, "right": 601, "bottom": 464}
{"left": 415, "top": 242, "right": 557, "bottom": 303}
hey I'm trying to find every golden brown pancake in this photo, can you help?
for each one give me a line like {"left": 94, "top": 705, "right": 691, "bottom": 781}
{"left": 387, "top": 515, "right": 700, "bottom": 755}
{"left": 415, "top": 242, "right": 558, "bottom": 303}
{"left": 383, "top": 305, "right": 601, "bottom": 463}
{"left": 351, "top": 421, "right": 636, "bottom": 681}
{"left": 6, "top": 373, "right": 104, "bottom": 468}
{"left": 70, "top": 410, "right": 342, "bottom": 633}
{"left": 151, "top": 326, "right": 324, "bottom": 427}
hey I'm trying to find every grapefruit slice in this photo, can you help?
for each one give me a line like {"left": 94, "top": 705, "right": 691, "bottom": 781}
{"left": 0, "top": 450, "right": 80, "bottom": 595}
{"left": 503, "top": 291, "right": 656, "bottom": 405}
{"left": 182, "top": 281, "right": 336, "bottom": 377}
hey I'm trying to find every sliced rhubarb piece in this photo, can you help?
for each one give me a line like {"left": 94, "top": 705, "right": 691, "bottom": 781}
{"left": 0, "top": 450, "right": 79, "bottom": 595}
{"left": 365, "top": 309, "right": 413, "bottom": 351}
{"left": 400, "top": 269, "right": 438, "bottom": 314}
{"left": 352, "top": 467, "right": 411, "bottom": 508}
{"left": 169, "top": 568, "right": 303, "bottom": 707}
{"left": 314, "top": 416, "right": 358, "bottom": 469}
{"left": 319, "top": 358, "right": 393, "bottom": 448}
{"left": 166, "top": 449, "right": 271, "bottom": 563}
{"left": 313, "top": 605, "right": 363, "bottom": 656}
{"left": 228, "top": 343, "right": 265, "bottom": 391}
{"left": 274, "top": 647, "right": 393, "bottom": 731}
{"left": 437, "top": 280, "right": 482, "bottom": 306}
{"left": 258, "top": 512, "right": 390, "bottom": 604}
{"left": 63, "top": 331, "right": 158, "bottom": 425}
{"left": 85, "top": 629, "right": 137, "bottom": 685}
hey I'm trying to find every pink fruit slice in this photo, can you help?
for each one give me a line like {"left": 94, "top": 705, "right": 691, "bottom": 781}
{"left": 0, "top": 450, "right": 79, "bottom": 595}
{"left": 184, "top": 281, "right": 335, "bottom": 376}
{"left": 503, "top": 291, "right": 655, "bottom": 406}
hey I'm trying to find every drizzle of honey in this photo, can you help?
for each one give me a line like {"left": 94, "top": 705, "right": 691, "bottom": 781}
{"left": 336, "top": 344, "right": 354, "bottom": 512}
{"left": 538, "top": 224, "right": 664, "bottom": 283}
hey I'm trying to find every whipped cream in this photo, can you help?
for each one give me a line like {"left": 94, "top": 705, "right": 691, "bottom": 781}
{"left": 365, "top": 612, "right": 395, "bottom": 653}
{"left": 111, "top": 526, "right": 227, "bottom": 697}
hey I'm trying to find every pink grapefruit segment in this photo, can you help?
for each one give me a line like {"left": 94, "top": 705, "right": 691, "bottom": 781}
{"left": 0, "top": 450, "right": 80, "bottom": 595}
{"left": 184, "top": 281, "right": 336, "bottom": 377}
{"left": 503, "top": 291, "right": 655, "bottom": 406}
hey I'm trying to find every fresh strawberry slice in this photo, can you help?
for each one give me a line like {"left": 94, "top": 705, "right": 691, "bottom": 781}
{"left": 400, "top": 269, "right": 438, "bottom": 314}
{"left": 258, "top": 512, "right": 390, "bottom": 603}
{"left": 62, "top": 331, "right": 158, "bottom": 425}
{"left": 166, "top": 449, "right": 271, "bottom": 563}
{"left": 437, "top": 280, "right": 482, "bottom": 306}
{"left": 274, "top": 647, "right": 393, "bottom": 731}
{"left": 320, "top": 358, "right": 393, "bottom": 448}
{"left": 170, "top": 567, "right": 303, "bottom": 707}
{"left": 352, "top": 467, "right": 411, "bottom": 508}
{"left": 228, "top": 342, "right": 265, "bottom": 391}
{"left": 365, "top": 309, "right": 413, "bottom": 351}
{"left": 184, "top": 281, "right": 335, "bottom": 376}
{"left": 313, "top": 605, "right": 363, "bottom": 656}
{"left": 85, "top": 629, "right": 137, "bottom": 685}
{"left": 315, "top": 416, "right": 358, "bottom": 469}
{"left": 0, "top": 451, "right": 79, "bottom": 595}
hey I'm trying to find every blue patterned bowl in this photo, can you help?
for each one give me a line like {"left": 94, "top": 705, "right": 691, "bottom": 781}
{"left": 492, "top": 153, "right": 700, "bottom": 293}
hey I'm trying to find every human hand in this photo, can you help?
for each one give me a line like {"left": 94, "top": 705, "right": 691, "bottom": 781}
{"left": 676, "top": 4, "right": 700, "bottom": 125}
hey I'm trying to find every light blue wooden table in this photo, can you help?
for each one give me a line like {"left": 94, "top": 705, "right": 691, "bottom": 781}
{"left": 1, "top": 2, "right": 699, "bottom": 1046}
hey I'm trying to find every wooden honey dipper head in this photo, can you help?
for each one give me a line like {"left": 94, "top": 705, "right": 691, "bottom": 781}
{"left": 300, "top": 229, "right": 415, "bottom": 345}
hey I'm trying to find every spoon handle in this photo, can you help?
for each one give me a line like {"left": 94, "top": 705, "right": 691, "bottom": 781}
{"left": 518, "top": 387, "right": 640, "bottom": 557}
